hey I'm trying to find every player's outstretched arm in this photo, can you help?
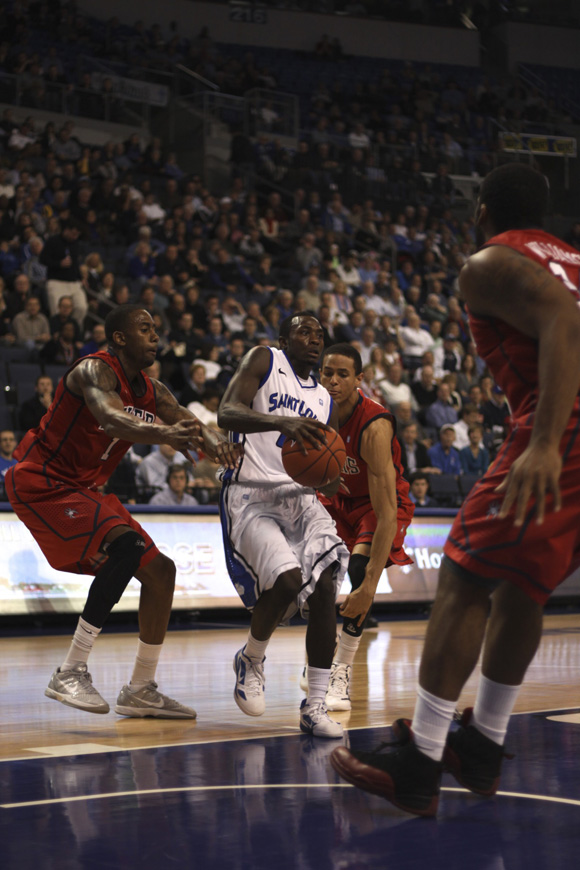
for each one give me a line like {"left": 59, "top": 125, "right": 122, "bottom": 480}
{"left": 218, "top": 346, "right": 331, "bottom": 449}
{"left": 69, "top": 358, "right": 202, "bottom": 454}
{"left": 152, "top": 379, "right": 242, "bottom": 468}
{"left": 340, "top": 418, "right": 398, "bottom": 624}
{"left": 460, "top": 246, "right": 580, "bottom": 525}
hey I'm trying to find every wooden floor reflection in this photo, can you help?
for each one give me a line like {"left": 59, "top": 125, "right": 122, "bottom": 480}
{"left": 1, "top": 612, "right": 579, "bottom": 760}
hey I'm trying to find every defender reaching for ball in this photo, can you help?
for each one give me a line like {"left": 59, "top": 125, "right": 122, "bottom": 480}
{"left": 6, "top": 305, "right": 242, "bottom": 719}
{"left": 218, "top": 314, "right": 350, "bottom": 738}
{"left": 311, "top": 344, "right": 414, "bottom": 711}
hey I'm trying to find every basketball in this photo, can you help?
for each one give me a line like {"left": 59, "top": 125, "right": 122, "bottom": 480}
{"left": 281, "top": 429, "right": 346, "bottom": 488}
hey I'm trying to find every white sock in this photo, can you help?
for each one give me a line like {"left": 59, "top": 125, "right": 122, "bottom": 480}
{"left": 62, "top": 617, "right": 101, "bottom": 671}
{"left": 130, "top": 640, "right": 162, "bottom": 691}
{"left": 244, "top": 632, "right": 269, "bottom": 662}
{"left": 472, "top": 674, "right": 521, "bottom": 745}
{"left": 412, "top": 685, "right": 457, "bottom": 761}
{"left": 306, "top": 666, "right": 330, "bottom": 706}
{"left": 334, "top": 631, "right": 361, "bottom": 667}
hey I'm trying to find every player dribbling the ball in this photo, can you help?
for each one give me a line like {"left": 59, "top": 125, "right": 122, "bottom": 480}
{"left": 217, "top": 313, "right": 350, "bottom": 738}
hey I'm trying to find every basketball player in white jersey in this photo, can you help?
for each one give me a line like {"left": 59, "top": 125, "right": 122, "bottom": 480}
{"left": 218, "top": 314, "right": 350, "bottom": 738}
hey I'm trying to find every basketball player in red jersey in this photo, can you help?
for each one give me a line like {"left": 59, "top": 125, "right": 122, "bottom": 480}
{"left": 331, "top": 163, "right": 580, "bottom": 815}
{"left": 307, "top": 343, "right": 414, "bottom": 711}
{"left": 6, "top": 305, "right": 241, "bottom": 719}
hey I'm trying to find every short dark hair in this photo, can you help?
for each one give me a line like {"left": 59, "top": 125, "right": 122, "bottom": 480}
{"left": 410, "top": 471, "right": 429, "bottom": 485}
{"left": 167, "top": 463, "right": 188, "bottom": 483}
{"left": 105, "top": 304, "right": 147, "bottom": 342}
{"left": 479, "top": 163, "right": 549, "bottom": 233}
{"left": 322, "top": 343, "right": 362, "bottom": 376}
{"left": 279, "top": 312, "right": 318, "bottom": 340}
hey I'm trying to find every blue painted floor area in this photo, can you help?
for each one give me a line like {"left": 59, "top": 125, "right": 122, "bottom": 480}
{"left": 1, "top": 711, "right": 579, "bottom": 870}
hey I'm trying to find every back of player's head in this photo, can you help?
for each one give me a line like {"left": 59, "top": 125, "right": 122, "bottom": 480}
{"left": 479, "top": 163, "right": 549, "bottom": 233}
{"left": 105, "top": 304, "right": 148, "bottom": 343}
{"left": 322, "top": 343, "right": 363, "bottom": 376}
{"left": 279, "top": 311, "right": 318, "bottom": 340}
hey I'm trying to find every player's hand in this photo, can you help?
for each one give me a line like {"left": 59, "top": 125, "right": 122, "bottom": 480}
{"left": 279, "top": 417, "right": 332, "bottom": 455}
{"left": 338, "top": 477, "right": 351, "bottom": 495}
{"left": 317, "top": 475, "right": 340, "bottom": 497}
{"left": 339, "top": 585, "right": 375, "bottom": 628}
{"left": 164, "top": 419, "right": 204, "bottom": 454}
{"left": 495, "top": 443, "right": 562, "bottom": 526}
{"left": 215, "top": 439, "right": 244, "bottom": 469}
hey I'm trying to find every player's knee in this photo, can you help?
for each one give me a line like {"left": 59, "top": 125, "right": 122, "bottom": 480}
{"left": 311, "top": 567, "right": 336, "bottom": 604}
{"left": 273, "top": 569, "right": 302, "bottom": 605}
{"left": 157, "top": 553, "right": 177, "bottom": 592}
{"left": 83, "top": 530, "right": 146, "bottom": 627}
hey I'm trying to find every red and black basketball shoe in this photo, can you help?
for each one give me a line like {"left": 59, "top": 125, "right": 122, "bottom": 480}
{"left": 330, "top": 718, "right": 442, "bottom": 817}
{"left": 443, "top": 707, "right": 513, "bottom": 796}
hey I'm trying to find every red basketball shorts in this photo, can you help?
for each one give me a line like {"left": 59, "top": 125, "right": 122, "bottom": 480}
{"left": 444, "top": 418, "right": 580, "bottom": 605}
{"left": 322, "top": 493, "right": 414, "bottom": 568}
{"left": 5, "top": 463, "right": 159, "bottom": 575}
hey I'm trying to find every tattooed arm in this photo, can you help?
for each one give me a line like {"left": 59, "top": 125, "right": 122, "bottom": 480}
{"left": 68, "top": 358, "right": 203, "bottom": 452}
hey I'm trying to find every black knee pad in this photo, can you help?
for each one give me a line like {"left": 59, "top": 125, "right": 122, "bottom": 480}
{"left": 82, "top": 531, "right": 146, "bottom": 628}
{"left": 342, "top": 553, "right": 370, "bottom": 638}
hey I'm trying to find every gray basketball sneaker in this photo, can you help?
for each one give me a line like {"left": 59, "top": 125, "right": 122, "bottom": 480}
{"left": 115, "top": 681, "right": 197, "bottom": 719}
{"left": 45, "top": 664, "right": 110, "bottom": 714}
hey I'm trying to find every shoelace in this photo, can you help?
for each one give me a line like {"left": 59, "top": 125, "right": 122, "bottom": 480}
{"left": 304, "top": 702, "right": 332, "bottom": 720}
{"left": 243, "top": 659, "right": 265, "bottom": 696}
{"left": 329, "top": 666, "right": 350, "bottom": 695}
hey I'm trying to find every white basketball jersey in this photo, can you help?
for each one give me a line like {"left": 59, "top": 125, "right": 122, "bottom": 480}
{"left": 228, "top": 346, "right": 333, "bottom": 485}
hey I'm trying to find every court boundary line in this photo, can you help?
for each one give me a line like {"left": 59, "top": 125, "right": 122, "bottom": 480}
{"left": 3, "top": 783, "right": 580, "bottom": 811}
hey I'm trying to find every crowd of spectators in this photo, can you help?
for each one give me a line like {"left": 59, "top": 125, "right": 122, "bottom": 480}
{"left": 0, "top": 5, "right": 578, "bottom": 509}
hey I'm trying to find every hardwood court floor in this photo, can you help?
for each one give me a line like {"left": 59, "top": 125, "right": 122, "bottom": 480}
{"left": 0, "top": 612, "right": 578, "bottom": 759}
{"left": 1, "top": 613, "right": 579, "bottom": 870}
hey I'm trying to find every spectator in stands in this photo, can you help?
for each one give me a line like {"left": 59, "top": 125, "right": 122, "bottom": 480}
{"left": 428, "top": 424, "right": 462, "bottom": 475}
{"left": 459, "top": 423, "right": 490, "bottom": 476}
{"left": 79, "top": 323, "right": 107, "bottom": 357}
{"left": 186, "top": 386, "right": 221, "bottom": 429}
{"left": 377, "top": 362, "right": 414, "bottom": 411}
{"left": 217, "top": 336, "right": 246, "bottom": 388}
{"left": 399, "top": 422, "right": 433, "bottom": 478}
{"left": 40, "top": 218, "right": 87, "bottom": 328}
{"left": 179, "top": 362, "right": 207, "bottom": 406}
{"left": 433, "top": 332, "right": 462, "bottom": 379}
{"left": 5, "top": 273, "right": 34, "bottom": 321}
{"left": 18, "top": 375, "right": 54, "bottom": 431}
{"left": 482, "top": 383, "right": 510, "bottom": 432}
{"left": 398, "top": 310, "right": 434, "bottom": 370}
{"left": 149, "top": 464, "right": 198, "bottom": 508}
{"left": 411, "top": 362, "right": 437, "bottom": 413}
{"left": 21, "top": 235, "right": 47, "bottom": 292}
{"left": 39, "top": 320, "right": 79, "bottom": 366}
{"left": 453, "top": 403, "right": 484, "bottom": 452}
{"left": 48, "top": 294, "right": 81, "bottom": 343}
{"left": 11, "top": 295, "right": 50, "bottom": 348}
{"left": 425, "top": 382, "right": 459, "bottom": 430}
{"left": 456, "top": 351, "right": 479, "bottom": 400}
{"left": 336, "top": 250, "right": 361, "bottom": 291}
{"left": 135, "top": 444, "right": 188, "bottom": 497}
{"left": 408, "top": 471, "right": 436, "bottom": 507}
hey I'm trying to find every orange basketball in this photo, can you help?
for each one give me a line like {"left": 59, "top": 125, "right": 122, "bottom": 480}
{"left": 281, "top": 429, "right": 346, "bottom": 488}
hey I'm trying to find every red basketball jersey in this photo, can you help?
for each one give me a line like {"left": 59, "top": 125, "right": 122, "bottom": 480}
{"left": 470, "top": 229, "right": 580, "bottom": 422}
{"left": 340, "top": 391, "right": 412, "bottom": 510}
{"left": 15, "top": 350, "right": 157, "bottom": 488}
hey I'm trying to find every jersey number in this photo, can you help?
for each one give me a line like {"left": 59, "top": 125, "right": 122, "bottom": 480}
{"left": 100, "top": 437, "right": 119, "bottom": 461}
{"left": 548, "top": 261, "right": 578, "bottom": 292}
